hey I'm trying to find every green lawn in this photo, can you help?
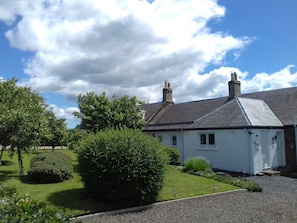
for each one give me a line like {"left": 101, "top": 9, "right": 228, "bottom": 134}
{"left": 159, "top": 166, "right": 237, "bottom": 201}
{"left": 0, "top": 149, "right": 238, "bottom": 218}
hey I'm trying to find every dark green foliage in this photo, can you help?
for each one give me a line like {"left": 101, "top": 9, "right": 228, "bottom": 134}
{"left": 211, "top": 174, "right": 262, "bottom": 192}
{"left": 210, "top": 173, "right": 234, "bottom": 184}
{"left": 162, "top": 147, "right": 180, "bottom": 165}
{"left": 0, "top": 184, "right": 70, "bottom": 223}
{"left": 42, "top": 110, "right": 67, "bottom": 150}
{"left": 190, "top": 168, "right": 216, "bottom": 178}
{"left": 66, "top": 128, "right": 89, "bottom": 151}
{"left": 184, "top": 168, "right": 262, "bottom": 192}
{"left": 77, "top": 129, "right": 166, "bottom": 206}
{"left": 73, "top": 92, "right": 145, "bottom": 133}
{"left": 0, "top": 78, "right": 50, "bottom": 176}
{"left": 183, "top": 156, "right": 211, "bottom": 172}
{"left": 231, "top": 178, "right": 262, "bottom": 192}
{"left": 28, "top": 152, "right": 73, "bottom": 183}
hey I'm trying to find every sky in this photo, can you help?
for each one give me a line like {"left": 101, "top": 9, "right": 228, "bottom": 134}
{"left": 0, "top": 0, "right": 297, "bottom": 128}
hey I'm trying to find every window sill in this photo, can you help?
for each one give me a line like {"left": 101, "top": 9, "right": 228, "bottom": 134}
{"left": 197, "top": 146, "right": 217, "bottom": 151}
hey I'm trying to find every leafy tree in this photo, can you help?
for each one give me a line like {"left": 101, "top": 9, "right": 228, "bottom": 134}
{"left": 0, "top": 78, "right": 48, "bottom": 176}
{"left": 65, "top": 128, "right": 89, "bottom": 150}
{"left": 42, "top": 109, "right": 67, "bottom": 151}
{"left": 74, "top": 92, "right": 145, "bottom": 133}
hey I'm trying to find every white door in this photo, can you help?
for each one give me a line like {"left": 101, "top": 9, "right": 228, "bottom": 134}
{"left": 261, "top": 131, "right": 270, "bottom": 169}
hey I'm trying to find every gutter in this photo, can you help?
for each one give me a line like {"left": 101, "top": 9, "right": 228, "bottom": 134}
{"left": 181, "top": 128, "right": 185, "bottom": 164}
{"left": 293, "top": 116, "right": 297, "bottom": 168}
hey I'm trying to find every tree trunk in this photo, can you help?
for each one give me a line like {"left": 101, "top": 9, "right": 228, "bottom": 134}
{"left": 0, "top": 146, "right": 5, "bottom": 166}
{"left": 17, "top": 147, "right": 24, "bottom": 176}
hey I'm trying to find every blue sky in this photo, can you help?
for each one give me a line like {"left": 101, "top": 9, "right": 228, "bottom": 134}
{"left": 0, "top": 0, "right": 297, "bottom": 128}
{"left": 210, "top": 0, "right": 297, "bottom": 76}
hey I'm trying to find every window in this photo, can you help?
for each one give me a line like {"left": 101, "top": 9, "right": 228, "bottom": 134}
{"left": 172, "top": 135, "right": 177, "bottom": 146}
{"left": 199, "top": 133, "right": 215, "bottom": 145}
{"left": 208, "top": 134, "right": 215, "bottom": 145}
{"left": 200, "top": 134, "right": 207, "bottom": 145}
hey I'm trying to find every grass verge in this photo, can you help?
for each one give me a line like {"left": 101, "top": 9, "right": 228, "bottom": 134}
{"left": 0, "top": 149, "right": 238, "bottom": 218}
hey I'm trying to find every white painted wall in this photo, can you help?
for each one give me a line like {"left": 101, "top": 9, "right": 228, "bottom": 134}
{"left": 183, "top": 129, "right": 250, "bottom": 173}
{"left": 147, "top": 127, "right": 285, "bottom": 175}
{"left": 149, "top": 131, "right": 185, "bottom": 162}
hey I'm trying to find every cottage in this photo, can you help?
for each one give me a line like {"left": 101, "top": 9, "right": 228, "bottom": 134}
{"left": 142, "top": 73, "right": 297, "bottom": 175}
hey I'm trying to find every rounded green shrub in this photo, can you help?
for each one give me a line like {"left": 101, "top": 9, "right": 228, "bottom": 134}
{"left": 183, "top": 156, "right": 211, "bottom": 172}
{"left": 28, "top": 152, "right": 73, "bottom": 183}
{"left": 162, "top": 147, "right": 180, "bottom": 165}
{"left": 77, "top": 129, "right": 167, "bottom": 206}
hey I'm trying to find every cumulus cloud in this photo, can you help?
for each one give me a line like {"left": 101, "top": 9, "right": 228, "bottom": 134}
{"left": 2, "top": 0, "right": 297, "bottom": 125}
{"left": 0, "top": 0, "right": 250, "bottom": 103}
{"left": 242, "top": 65, "right": 297, "bottom": 93}
{"left": 48, "top": 104, "right": 80, "bottom": 127}
{"left": 170, "top": 66, "right": 246, "bottom": 102}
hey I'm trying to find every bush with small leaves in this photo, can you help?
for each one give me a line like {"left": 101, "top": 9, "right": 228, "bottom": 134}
{"left": 231, "top": 178, "right": 262, "bottom": 192}
{"left": 77, "top": 129, "right": 167, "bottom": 206}
{"left": 28, "top": 152, "right": 73, "bottom": 183}
{"left": 183, "top": 156, "right": 211, "bottom": 172}
{"left": 162, "top": 147, "right": 180, "bottom": 165}
{"left": 210, "top": 173, "right": 234, "bottom": 184}
{"left": 0, "top": 184, "right": 70, "bottom": 223}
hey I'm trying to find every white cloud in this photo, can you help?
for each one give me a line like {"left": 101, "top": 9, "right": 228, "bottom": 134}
{"left": 242, "top": 65, "right": 297, "bottom": 93}
{"left": 0, "top": 0, "right": 250, "bottom": 104}
{"left": 4, "top": 0, "right": 297, "bottom": 126}
{"left": 48, "top": 104, "right": 80, "bottom": 128}
{"left": 171, "top": 66, "right": 247, "bottom": 102}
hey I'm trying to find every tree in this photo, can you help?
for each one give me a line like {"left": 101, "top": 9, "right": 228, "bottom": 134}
{"left": 74, "top": 92, "right": 145, "bottom": 133}
{"left": 0, "top": 78, "right": 48, "bottom": 176}
{"left": 42, "top": 110, "right": 67, "bottom": 151}
{"left": 65, "top": 128, "right": 89, "bottom": 150}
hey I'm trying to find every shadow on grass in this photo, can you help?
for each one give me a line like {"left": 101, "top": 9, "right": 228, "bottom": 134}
{"left": 47, "top": 188, "right": 122, "bottom": 216}
{"left": 0, "top": 170, "right": 18, "bottom": 182}
{"left": 0, "top": 160, "right": 19, "bottom": 182}
{"left": 19, "top": 175, "right": 54, "bottom": 185}
{"left": 0, "top": 160, "right": 14, "bottom": 166}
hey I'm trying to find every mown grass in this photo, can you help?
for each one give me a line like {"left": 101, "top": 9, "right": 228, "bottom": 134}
{"left": 0, "top": 149, "right": 238, "bottom": 218}
{"left": 159, "top": 166, "right": 238, "bottom": 201}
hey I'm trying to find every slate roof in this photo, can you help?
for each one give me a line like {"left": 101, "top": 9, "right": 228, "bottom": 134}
{"left": 242, "top": 87, "right": 297, "bottom": 126}
{"left": 238, "top": 98, "right": 283, "bottom": 127}
{"left": 142, "top": 102, "right": 162, "bottom": 121}
{"left": 143, "top": 86, "right": 297, "bottom": 130}
{"left": 186, "top": 98, "right": 283, "bottom": 130}
{"left": 144, "top": 97, "right": 228, "bottom": 124}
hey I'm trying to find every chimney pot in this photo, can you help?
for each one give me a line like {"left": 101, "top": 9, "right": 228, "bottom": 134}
{"left": 163, "top": 81, "right": 173, "bottom": 103}
{"left": 228, "top": 72, "right": 241, "bottom": 99}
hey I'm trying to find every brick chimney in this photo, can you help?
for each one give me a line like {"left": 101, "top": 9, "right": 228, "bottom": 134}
{"left": 163, "top": 81, "right": 173, "bottom": 103}
{"left": 228, "top": 72, "right": 241, "bottom": 99}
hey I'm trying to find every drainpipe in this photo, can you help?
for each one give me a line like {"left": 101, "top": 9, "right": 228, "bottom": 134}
{"left": 181, "top": 129, "right": 185, "bottom": 164}
{"left": 293, "top": 116, "right": 297, "bottom": 169}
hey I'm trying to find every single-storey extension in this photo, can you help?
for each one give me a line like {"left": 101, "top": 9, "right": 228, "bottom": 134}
{"left": 142, "top": 73, "right": 297, "bottom": 175}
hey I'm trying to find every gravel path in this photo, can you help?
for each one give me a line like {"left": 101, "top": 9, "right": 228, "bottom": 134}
{"left": 71, "top": 175, "right": 297, "bottom": 223}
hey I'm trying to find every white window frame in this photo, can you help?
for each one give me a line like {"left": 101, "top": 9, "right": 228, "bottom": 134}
{"left": 199, "top": 133, "right": 215, "bottom": 146}
{"left": 172, "top": 135, "right": 177, "bottom": 146}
